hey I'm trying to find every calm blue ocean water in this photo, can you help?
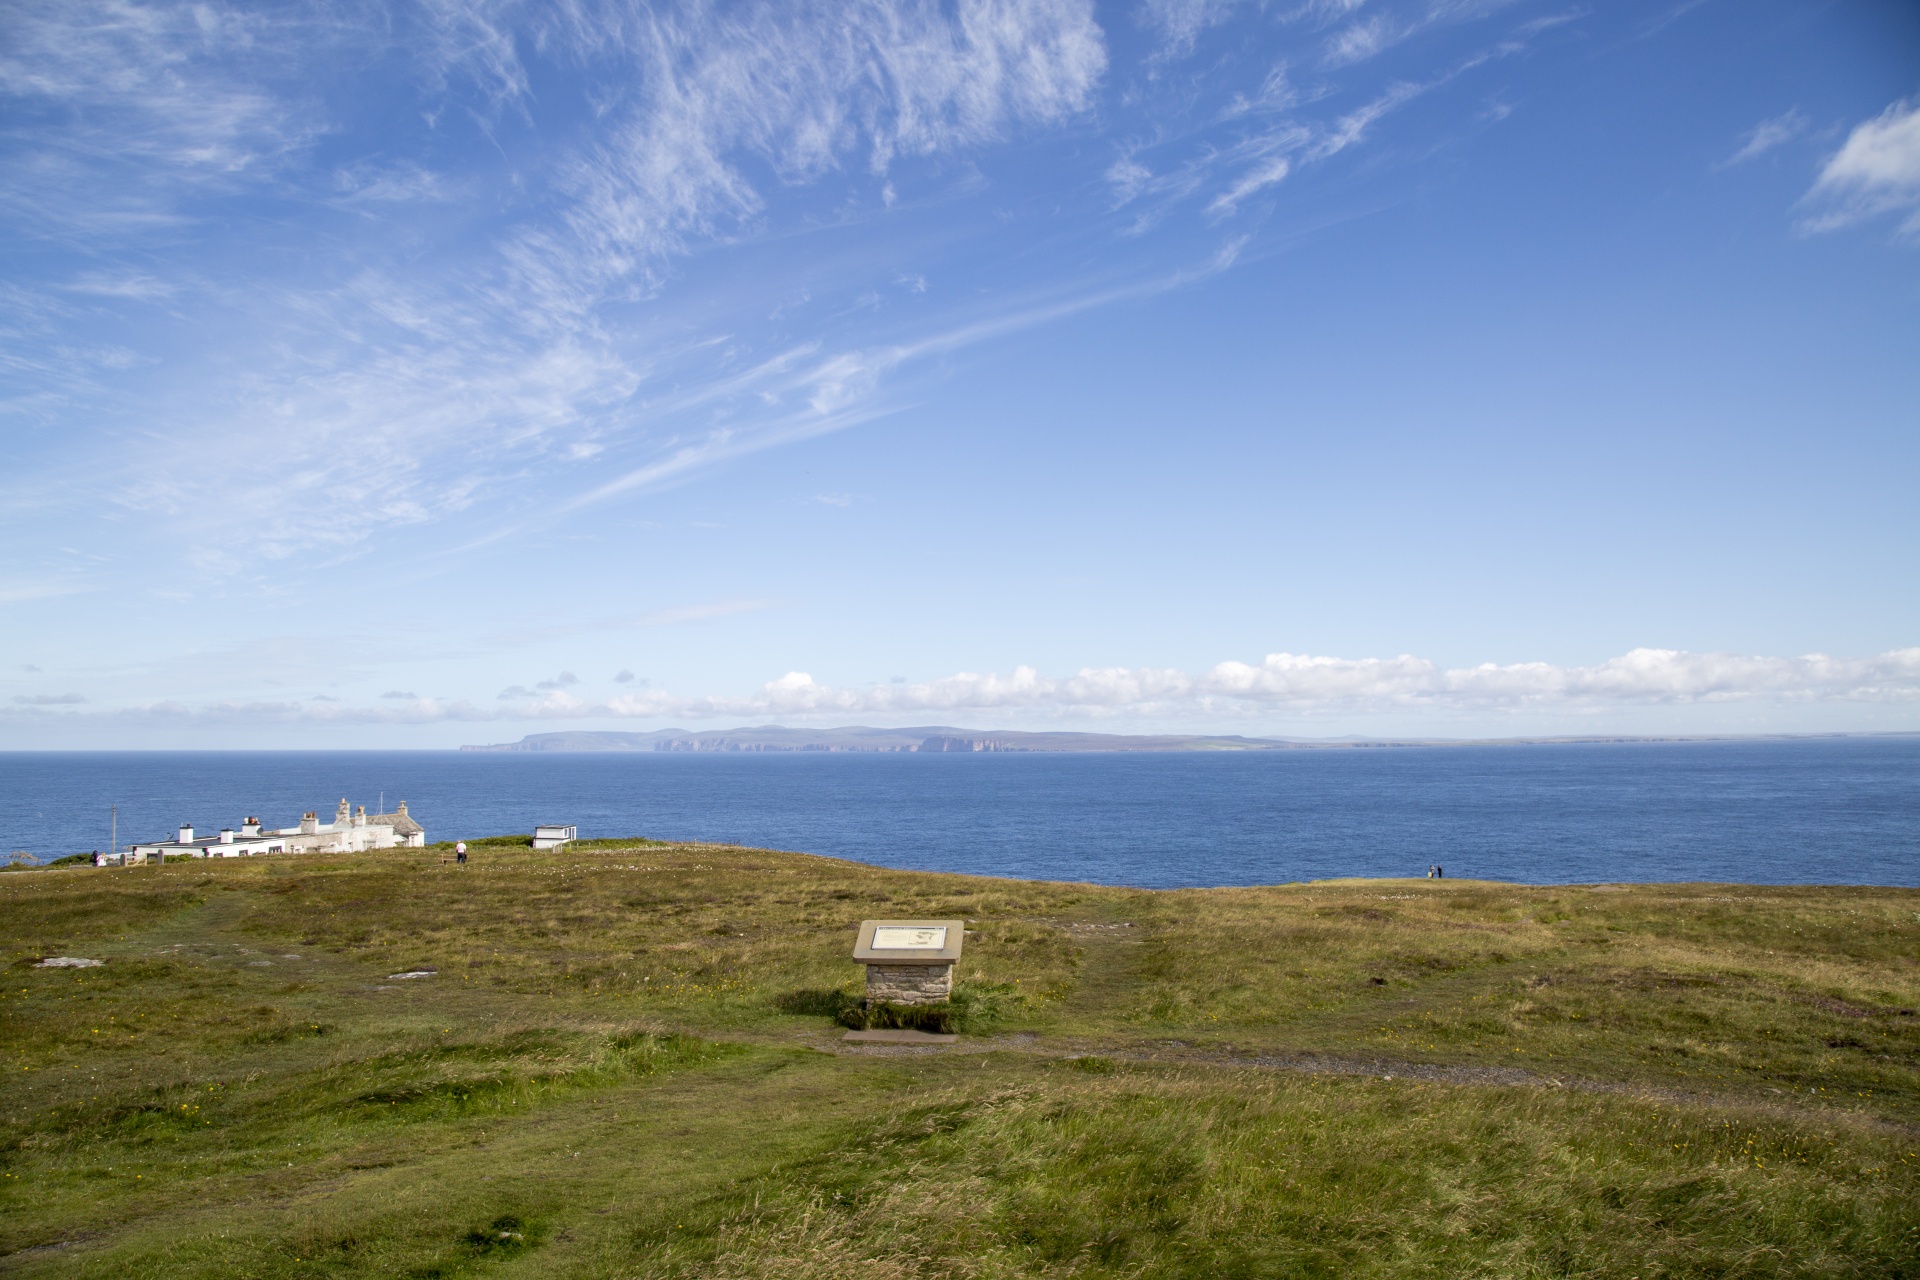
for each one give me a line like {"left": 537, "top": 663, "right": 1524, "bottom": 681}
{"left": 2, "top": 738, "right": 1916, "bottom": 887}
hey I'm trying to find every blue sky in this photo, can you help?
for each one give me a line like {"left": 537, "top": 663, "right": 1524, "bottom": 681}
{"left": 3, "top": 0, "right": 1917, "bottom": 747}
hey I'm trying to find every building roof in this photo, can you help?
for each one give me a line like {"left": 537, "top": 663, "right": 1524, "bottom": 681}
{"left": 133, "top": 834, "right": 285, "bottom": 851}
{"left": 369, "top": 810, "right": 424, "bottom": 835}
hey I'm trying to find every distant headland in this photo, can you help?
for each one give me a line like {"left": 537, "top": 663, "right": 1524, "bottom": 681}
{"left": 459, "top": 726, "right": 1286, "bottom": 752}
{"left": 455, "top": 726, "right": 1875, "bottom": 753}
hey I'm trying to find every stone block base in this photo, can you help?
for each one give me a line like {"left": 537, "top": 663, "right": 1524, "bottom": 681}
{"left": 864, "top": 962, "right": 953, "bottom": 1006}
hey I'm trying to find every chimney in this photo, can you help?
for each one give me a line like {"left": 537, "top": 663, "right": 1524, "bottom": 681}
{"left": 335, "top": 798, "right": 351, "bottom": 825}
{"left": 219, "top": 828, "right": 234, "bottom": 844}
{"left": 241, "top": 818, "right": 261, "bottom": 836}
{"left": 396, "top": 801, "right": 408, "bottom": 816}
{"left": 354, "top": 805, "right": 366, "bottom": 827}
{"left": 178, "top": 824, "right": 194, "bottom": 844}
{"left": 300, "top": 811, "right": 318, "bottom": 835}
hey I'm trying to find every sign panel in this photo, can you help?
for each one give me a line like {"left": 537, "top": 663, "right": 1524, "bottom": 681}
{"left": 853, "top": 919, "right": 964, "bottom": 962}
{"left": 871, "top": 925, "right": 948, "bottom": 950}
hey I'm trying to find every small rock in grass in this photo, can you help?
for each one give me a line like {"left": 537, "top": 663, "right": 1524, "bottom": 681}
{"left": 387, "top": 970, "right": 436, "bottom": 980}
{"left": 36, "top": 957, "right": 102, "bottom": 968}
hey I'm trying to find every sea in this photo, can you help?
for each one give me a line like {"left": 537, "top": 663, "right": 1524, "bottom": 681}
{"left": 2, "top": 737, "right": 1916, "bottom": 888}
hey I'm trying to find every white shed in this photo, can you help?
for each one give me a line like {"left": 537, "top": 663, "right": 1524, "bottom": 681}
{"left": 533, "top": 824, "right": 577, "bottom": 850}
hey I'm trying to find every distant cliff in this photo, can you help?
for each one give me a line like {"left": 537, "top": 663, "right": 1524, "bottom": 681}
{"left": 459, "top": 726, "right": 1298, "bottom": 753}
{"left": 458, "top": 727, "right": 1829, "bottom": 753}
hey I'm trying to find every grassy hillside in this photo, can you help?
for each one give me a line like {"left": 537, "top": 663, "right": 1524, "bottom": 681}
{"left": 2, "top": 838, "right": 1917, "bottom": 1278}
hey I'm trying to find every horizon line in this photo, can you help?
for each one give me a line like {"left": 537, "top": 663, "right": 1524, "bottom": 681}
{"left": 7, "top": 728, "right": 1919, "bottom": 754}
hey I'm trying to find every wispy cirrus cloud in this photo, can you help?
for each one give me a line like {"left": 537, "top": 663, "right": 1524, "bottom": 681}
{"left": 1320, "top": 0, "right": 1526, "bottom": 69}
{"left": 1325, "top": 13, "right": 1400, "bottom": 67}
{"left": 61, "top": 273, "right": 178, "bottom": 300}
{"left": 1719, "top": 108, "right": 1808, "bottom": 168}
{"left": 1153, "top": 9, "right": 1562, "bottom": 229}
{"left": 3, "top": 0, "right": 1116, "bottom": 575}
{"left": 1207, "top": 156, "right": 1295, "bottom": 215}
{"left": 0, "top": 0, "right": 330, "bottom": 222}
{"left": 3, "top": 0, "right": 1586, "bottom": 594}
{"left": 503, "top": 0, "right": 1109, "bottom": 307}
{"left": 0, "top": 580, "right": 88, "bottom": 606}
{"left": 1141, "top": 0, "right": 1248, "bottom": 56}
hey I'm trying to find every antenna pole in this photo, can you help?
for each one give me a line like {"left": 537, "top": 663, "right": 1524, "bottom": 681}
{"left": 111, "top": 805, "right": 117, "bottom": 862}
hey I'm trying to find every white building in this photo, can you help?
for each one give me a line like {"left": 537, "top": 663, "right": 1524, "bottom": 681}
{"left": 117, "top": 822, "right": 289, "bottom": 863}
{"left": 533, "top": 824, "right": 577, "bottom": 849}
{"left": 267, "top": 798, "right": 427, "bottom": 852}
{"left": 118, "top": 799, "right": 427, "bottom": 863}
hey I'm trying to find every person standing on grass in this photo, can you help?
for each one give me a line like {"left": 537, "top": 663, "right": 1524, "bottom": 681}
{"left": 455, "top": 841, "right": 467, "bottom": 865}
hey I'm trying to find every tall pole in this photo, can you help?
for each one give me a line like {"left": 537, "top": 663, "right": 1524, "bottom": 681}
{"left": 110, "top": 805, "right": 117, "bottom": 862}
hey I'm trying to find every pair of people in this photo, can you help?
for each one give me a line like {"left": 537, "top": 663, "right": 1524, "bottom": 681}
{"left": 1426, "top": 864, "right": 1445, "bottom": 879}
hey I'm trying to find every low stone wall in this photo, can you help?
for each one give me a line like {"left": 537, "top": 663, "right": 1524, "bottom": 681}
{"left": 865, "top": 962, "right": 953, "bottom": 1006}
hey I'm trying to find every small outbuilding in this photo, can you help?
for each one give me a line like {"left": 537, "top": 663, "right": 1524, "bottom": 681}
{"left": 533, "top": 824, "right": 577, "bottom": 850}
{"left": 853, "top": 919, "right": 965, "bottom": 1006}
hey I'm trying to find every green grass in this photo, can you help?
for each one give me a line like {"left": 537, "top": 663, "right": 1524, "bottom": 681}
{"left": 2, "top": 839, "right": 1917, "bottom": 1277}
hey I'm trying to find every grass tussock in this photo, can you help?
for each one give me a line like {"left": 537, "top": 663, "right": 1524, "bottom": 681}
{"left": 688, "top": 1074, "right": 1920, "bottom": 1279}
{"left": 840, "top": 1000, "right": 956, "bottom": 1034}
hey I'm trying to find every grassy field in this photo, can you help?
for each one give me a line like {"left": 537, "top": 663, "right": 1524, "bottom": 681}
{"left": 2, "top": 837, "right": 1917, "bottom": 1278}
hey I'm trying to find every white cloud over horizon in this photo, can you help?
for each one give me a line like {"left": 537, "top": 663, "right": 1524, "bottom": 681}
{"left": 9, "top": 646, "right": 1917, "bottom": 732}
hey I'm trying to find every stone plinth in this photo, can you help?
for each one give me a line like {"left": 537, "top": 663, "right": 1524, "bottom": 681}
{"left": 864, "top": 961, "right": 954, "bottom": 1005}
{"left": 853, "top": 918, "right": 965, "bottom": 1007}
